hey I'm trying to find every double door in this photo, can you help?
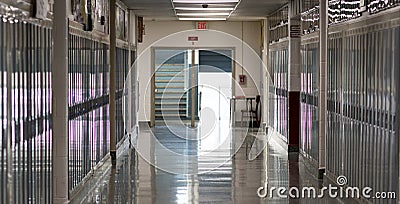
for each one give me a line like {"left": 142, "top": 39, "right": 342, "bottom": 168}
{"left": 152, "top": 48, "right": 232, "bottom": 127}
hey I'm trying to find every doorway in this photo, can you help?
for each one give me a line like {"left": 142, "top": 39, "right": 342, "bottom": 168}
{"left": 152, "top": 48, "right": 233, "bottom": 127}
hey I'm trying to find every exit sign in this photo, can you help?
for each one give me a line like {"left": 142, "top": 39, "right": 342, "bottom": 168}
{"left": 196, "top": 22, "right": 208, "bottom": 30}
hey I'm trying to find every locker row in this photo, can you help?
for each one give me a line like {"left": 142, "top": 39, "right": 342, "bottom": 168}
{"left": 266, "top": 9, "right": 400, "bottom": 201}
{"left": 268, "top": 46, "right": 289, "bottom": 141}
{"left": 300, "top": 42, "right": 319, "bottom": 161}
{"left": 0, "top": 19, "right": 53, "bottom": 203}
{"left": 268, "top": 40, "right": 320, "bottom": 161}
{"left": 116, "top": 47, "right": 131, "bottom": 143}
{"left": 326, "top": 26, "right": 399, "bottom": 200}
{"left": 67, "top": 33, "right": 132, "bottom": 192}
{"left": 0, "top": 16, "right": 134, "bottom": 202}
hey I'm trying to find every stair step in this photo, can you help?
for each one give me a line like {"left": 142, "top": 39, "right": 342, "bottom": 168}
{"left": 155, "top": 101, "right": 186, "bottom": 105}
{"left": 155, "top": 80, "right": 185, "bottom": 83}
{"left": 155, "top": 117, "right": 187, "bottom": 121}
{"left": 155, "top": 93, "right": 186, "bottom": 97}
{"left": 156, "top": 68, "right": 184, "bottom": 72}
{"left": 155, "top": 94, "right": 186, "bottom": 96}
{"left": 155, "top": 94, "right": 186, "bottom": 97}
{"left": 155, "top": 96, "right": 186, "bottom": 99}
{"left": 155, "top": 97, "right": 186, "bottom": 99}
{"left": 156, "top": 63, "right": 185, "bottom": 67}
{"left": 155, "top": 91, "right": 186, "bottom": 94}
{"left": 156, "top": 86, "right": 185, "bottom": 89}
{"left": 154, "top": 69, "right": 188, "bottom": 121}
{"left": 155, "top": 98, "right": 186, "bottom": 101}
{"left": 155, "top": 107, "right": 186, "bottom": 114}
{"left": 155, "top": 113, "right": 186, "bottom": 117}
{"left": 155, "top": 106, "right": 186, "bottom": 110}
{"left": 155, "top": 110, "right": 186, "bottom": 113}
{"left": 156, "top": 74, "right": 184, "bottom": 77}
{"left": 155, "top": 108, "right": 186, "bottom": 111}
{"left": 155, "top": 105, "right": 186, "bottom": 108}
{"left": 155, "top": 106, "right": 187, "bottom": 109}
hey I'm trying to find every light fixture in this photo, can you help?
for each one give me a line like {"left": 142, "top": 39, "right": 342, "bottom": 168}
{"left": 173, "top": 0, "right": 239, "bottom": 21}
{"left": 173, "top": 0, "right": 239, "bottom": 3}
{"left": 175, "top": 7, "right": 235, "bottom": 11}
{"left": 177, "top": 12, "right": 230, "bottom": 16}
{"left": 178, "top": 17, "right": 227, "bottom": 21}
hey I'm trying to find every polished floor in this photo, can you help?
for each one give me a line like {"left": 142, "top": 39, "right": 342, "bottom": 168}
{"left": 70, "top": 123, "right": 351, "bottom": 204}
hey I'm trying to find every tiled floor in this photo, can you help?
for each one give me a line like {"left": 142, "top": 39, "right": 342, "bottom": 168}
{"left": 70, "top": 124, "right": 350, "bottom": 204}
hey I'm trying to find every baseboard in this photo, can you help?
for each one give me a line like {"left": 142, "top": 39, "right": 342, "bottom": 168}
{"left": 139, "top": 121, "right": 151, "bottom": 127}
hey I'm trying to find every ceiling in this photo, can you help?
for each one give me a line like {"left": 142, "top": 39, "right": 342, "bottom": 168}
{"left": 120, "top": 0, "right": 288, "bottom": 21}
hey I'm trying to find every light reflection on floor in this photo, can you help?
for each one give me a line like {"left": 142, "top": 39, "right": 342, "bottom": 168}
{"left": 70, "top": 72, "right": 349, "bottom": 203}
{"left": 70, "top": 122, "right": 354, "bottom": 203}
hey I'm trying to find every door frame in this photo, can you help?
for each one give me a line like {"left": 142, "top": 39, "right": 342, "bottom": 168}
{"left": 150, "top": 47, "right": 236, "bottom": 127}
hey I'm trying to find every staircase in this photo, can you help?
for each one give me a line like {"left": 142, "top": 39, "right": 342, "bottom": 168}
{"left": 155, "top": 64, "right": 187, "bottom": 121}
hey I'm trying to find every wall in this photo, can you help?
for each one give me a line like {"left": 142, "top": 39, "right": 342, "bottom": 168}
{"left": 136, "top": 20, "right": 262, "bottom": 122}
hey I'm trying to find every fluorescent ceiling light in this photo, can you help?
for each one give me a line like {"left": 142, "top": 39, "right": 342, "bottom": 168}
{"left": 178, "top": 17, "right": 227, "bottom": 21}
{"left": 173, "top": 0, "right": 239, "bottom": 3}
{"left": 175, "top": 7, "right": 235, "bottom": 11}
{"left": 177, "top": 12, "right": 230, "bottom": 16}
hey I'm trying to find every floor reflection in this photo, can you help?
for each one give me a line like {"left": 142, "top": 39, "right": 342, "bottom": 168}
{"left": 72, "top": 125, "right": 348, "bottom": 204}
